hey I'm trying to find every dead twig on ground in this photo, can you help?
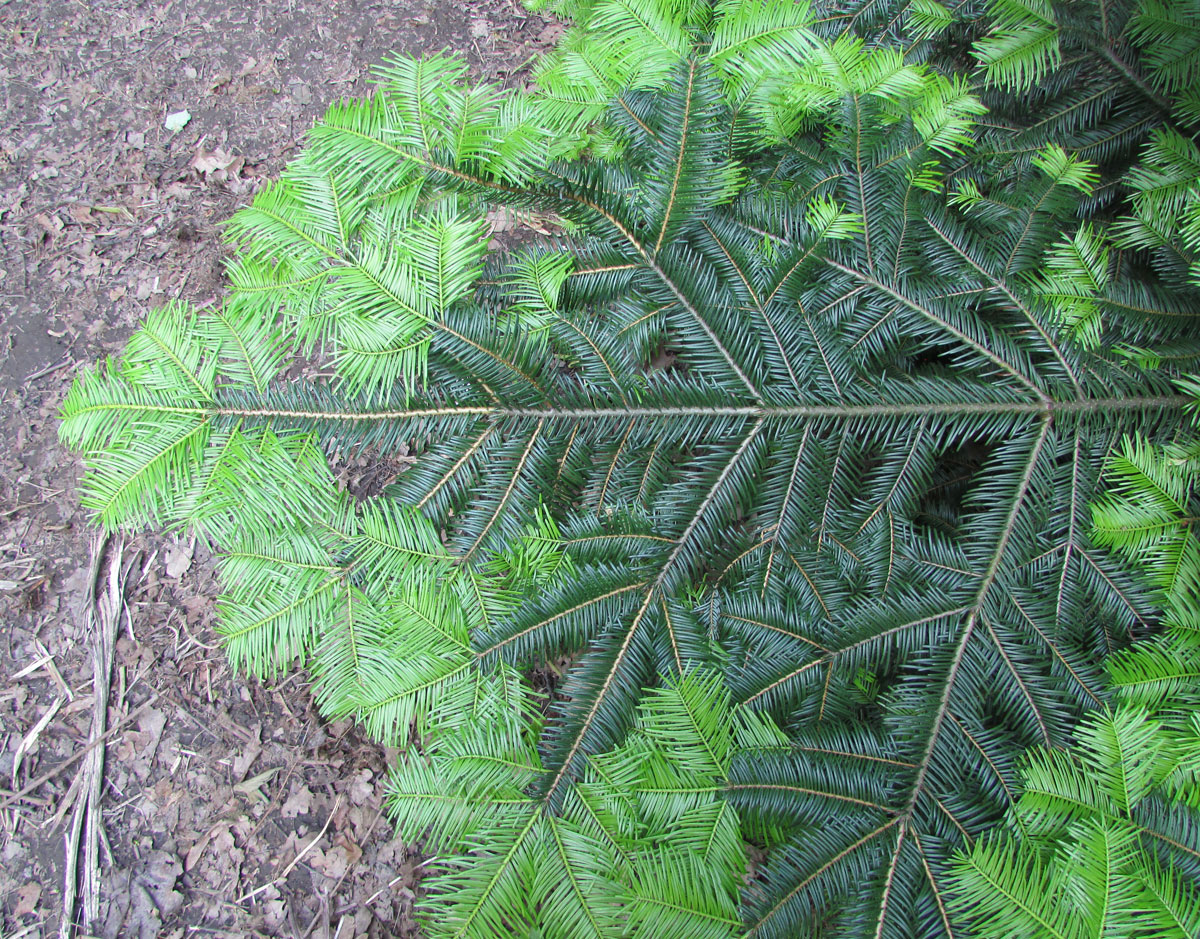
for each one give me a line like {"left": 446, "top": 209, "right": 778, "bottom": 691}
{"left": 23, "top": 353, "right": 74, "bottom": 383}
{"left": 61, "top": 533, "right": 120, "bottom": 939}
{"left": 12, "top": 695, "right": 64, "bottom": 789}
{"left": 238, "top": 794, "right": 343, "bottom": 905}
{"left": 0, "top": 696, "right": 158, "bottom": 810}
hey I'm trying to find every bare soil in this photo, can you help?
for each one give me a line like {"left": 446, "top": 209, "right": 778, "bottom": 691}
{"left": 0, "top": 2, "right": 558, "bottom": 936}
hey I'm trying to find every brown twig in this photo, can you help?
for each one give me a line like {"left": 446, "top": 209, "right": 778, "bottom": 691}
{"left": 23, "top": 354, "right": 74, "bottom": 383}
{"left": 0, "top": 696, "right": 158, "bottom": 810}
{"left": 237, "top": 794, "right": 343, "bottom": 905}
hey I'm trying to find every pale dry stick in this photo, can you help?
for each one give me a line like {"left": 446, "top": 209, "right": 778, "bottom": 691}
{"left": 12, "top": 696, "right": 64, "bottom": 788}
{"left": 61, "top": 533, "right": 119, "bottom": 939}
{"left": 61, "top": 810, "right": 83, "bottom": 939}
{"left": 178, "top": 607, "right": 219, "bottom": 652}
{"left": 49, "top": 767, "right": 84, "bottom": 830}
{"left": 36, "top": 640, "right": 74, "bottom": 700}
{"left": 11, "top": 651, "right": 53, "bottom": 680}
{"left": 320, "top": 800, "right": 396, "bottom": 921}
{"left": 0, "top": 696, "right": 159, "bottom": 809}
{"left": 323, "top": 801, "right": 385, "bottom": 903}
{"left": 87, "top": 540, "right": 122, "bottom": 921}
{"left": 23, "top": 353, "right": 74, "bottom": 383}
{"left": 237, "top": 794, "right": 343, "bottom": 905}
{"left": 360, "top": 855, "right": 439, "bottom": 908}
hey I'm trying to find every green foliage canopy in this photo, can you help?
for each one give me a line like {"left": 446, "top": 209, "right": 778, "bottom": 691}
{"left": 59, "top": 0, "right": 1200, "bottom": 935}
{"left": 951, "top": 403, "right": 1200, "bottom": 939}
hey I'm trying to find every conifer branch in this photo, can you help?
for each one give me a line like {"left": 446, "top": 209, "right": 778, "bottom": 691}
{"left": 58, "top": 7, "right": 1200, "bottom": 932}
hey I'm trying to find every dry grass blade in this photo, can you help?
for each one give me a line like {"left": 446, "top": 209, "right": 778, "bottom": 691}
{"left": 12, "top": 696, "right": 64, "bottom": 789}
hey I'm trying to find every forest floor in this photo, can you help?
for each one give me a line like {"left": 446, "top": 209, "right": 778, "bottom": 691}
{"left": 0, "top": 2, "right": 557, "bottom": 936}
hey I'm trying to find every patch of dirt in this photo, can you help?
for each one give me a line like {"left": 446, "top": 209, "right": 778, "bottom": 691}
{"left": 0, "top": 1, "right": 557, "bottom": 935}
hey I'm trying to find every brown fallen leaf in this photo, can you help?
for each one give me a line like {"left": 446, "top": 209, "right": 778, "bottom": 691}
{"left": 233, "top": 767, "right": 278, "bottom": 801}
{"left": 191, "top": 147, "right": 231, "bottom": 174}
{"left": 33, "top": 212, "right": 64, "bottom": 238}
{"left": 311, "top": 844, "right": 350, "bottom": 880}
{"left": 164, "top": 540, "right": 193, "bottom": 579}
{"left": 14, "top": 881, "right": 41, "bottom": 917}
{"left": 281, "top": 782, "right": 313, "bottom": 819}
{"left": 191, "top": 147, "right": 244, "bottom": 180}
{"left": 100, "top": 852, "right": 183, "bottom": 939}
{"left": 230, "top": 723, "right": 262, "bottom": 781}
{"left": 333, "top": 831, "right": 363, "bottom": 868}
{"left": 347, "top": 767, "right": 374, "bottom": 805}
{"left": 185, "top": 821, "right": 225, "bottom": 871}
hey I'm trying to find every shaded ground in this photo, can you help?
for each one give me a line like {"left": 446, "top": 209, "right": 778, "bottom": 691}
{"left": 0, "top": 2, "right": 557, "bottom": 935}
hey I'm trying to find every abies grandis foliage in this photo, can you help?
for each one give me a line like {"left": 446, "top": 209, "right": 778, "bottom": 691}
{"left": 60, "top": 0, "right": 1200, "bottom": 935}
{"left": 950, "top": 418, "right": 1200, "bottom": 938}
